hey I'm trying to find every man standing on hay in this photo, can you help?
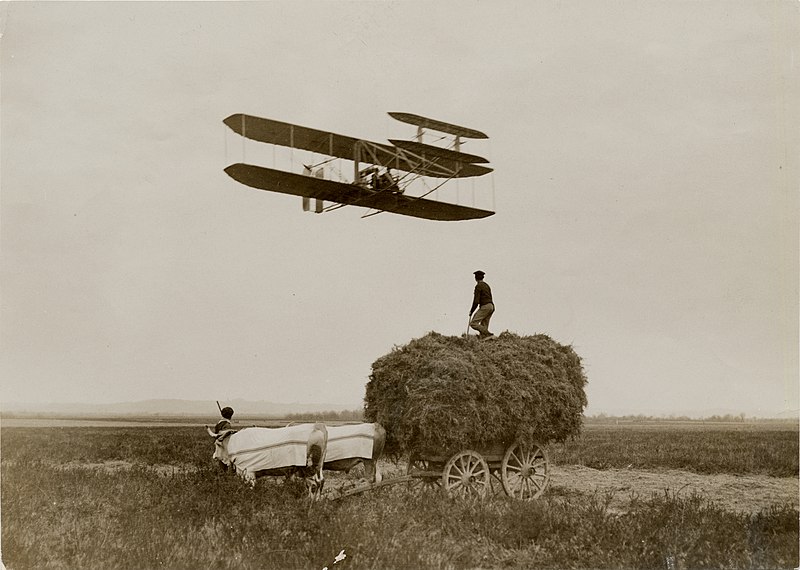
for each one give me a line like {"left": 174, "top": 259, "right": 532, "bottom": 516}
{"left": 469, "top": 270, "right": 496, "bottom": 340}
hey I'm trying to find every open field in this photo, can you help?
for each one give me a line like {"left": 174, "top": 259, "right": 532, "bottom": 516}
{"left": 2, "top": 423, "right": 798, "bottom": 569}
{"left": 550, "top": 422, "right": 799, "bottom": 477}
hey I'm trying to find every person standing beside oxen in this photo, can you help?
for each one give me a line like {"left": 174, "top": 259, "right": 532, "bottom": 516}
{"left": 215, "top": 406, "right": 235, "bottom": 434}
{"left": 469, "top": 270, "right": 496, "bottom": 340}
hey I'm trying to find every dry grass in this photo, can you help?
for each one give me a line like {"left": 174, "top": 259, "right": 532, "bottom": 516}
{"left": 2, "top": 425, "right": 798, "bottom": 569}
{"left": 552, "top": 424, "right": 799, "bottom": 476}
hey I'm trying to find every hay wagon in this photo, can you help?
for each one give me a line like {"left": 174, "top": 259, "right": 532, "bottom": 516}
{"left": 406, "top": 440, "right": 550, "bottom": 500}
{"left": 350, "top": 333, "right": 584, "bottom": 501}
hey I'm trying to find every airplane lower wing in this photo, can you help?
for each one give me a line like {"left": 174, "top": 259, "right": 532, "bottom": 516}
{"left": 389, "top": 139, "right": 489, "bottom": 164}
{"left": 224, "top": 163, "right": 494, "bottom": 221}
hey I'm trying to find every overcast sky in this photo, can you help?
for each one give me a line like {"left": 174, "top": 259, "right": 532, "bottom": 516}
{"left": 1, "top": 1, "right": 797, "bottom": 416}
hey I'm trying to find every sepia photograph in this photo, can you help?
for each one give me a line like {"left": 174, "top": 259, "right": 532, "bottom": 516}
{"left": 1, "top": 1, "right": 798, "bottom": 568}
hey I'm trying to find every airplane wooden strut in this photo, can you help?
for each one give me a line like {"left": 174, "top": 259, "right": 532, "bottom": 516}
{"left": 223, "top": 112, "right": 495, "bottom": 221}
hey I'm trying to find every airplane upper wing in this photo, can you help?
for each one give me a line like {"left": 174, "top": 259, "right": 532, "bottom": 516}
{"left": 224, "top": 114, "right": 370, "bottom": 159}
{"left": 223, "top": 114, "right": 491, "bottom": 178}
{"left": 224, "top": 163, "right": 494, "bottom": 221}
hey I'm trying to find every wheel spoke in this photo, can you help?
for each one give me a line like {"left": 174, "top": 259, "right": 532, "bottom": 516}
{"left": 507, "top": 474, "right": 524, "bottom": 496}
{"left": 531, "top": 459, "right": 547, "bottom": 472}
{"left": 531, "top": 470, "right": 547, "bottom": 482}
{"left": 531, "top": 451, "right": 546, "bottom": 466}
{"left": 529, "top": 475, "right": 544, "bottom": 491}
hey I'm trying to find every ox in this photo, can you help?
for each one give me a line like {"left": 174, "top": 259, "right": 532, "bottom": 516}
{"left": 207, "top": 422, "right": 328, "bottom": 498}
{"left": 323, "top": 423, "right": 386, "bottom": 483}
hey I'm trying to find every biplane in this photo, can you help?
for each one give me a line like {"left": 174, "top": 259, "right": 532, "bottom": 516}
{"left": 223, "top": 112, "right": 494, "bottom": 221}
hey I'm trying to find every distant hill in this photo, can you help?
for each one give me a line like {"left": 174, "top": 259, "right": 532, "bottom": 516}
{"left": 0, "top": 398, "right": 361, "bottom": 418}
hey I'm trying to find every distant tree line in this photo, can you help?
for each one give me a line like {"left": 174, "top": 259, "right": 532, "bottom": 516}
{"left": 281, "top": 409, "right": 365, "bottom": 422}
{"left": 583, "top": 413, "right": 788, "bottom": 423}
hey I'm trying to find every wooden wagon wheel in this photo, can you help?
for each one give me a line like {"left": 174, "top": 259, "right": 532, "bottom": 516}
{"left": 501, "top": 442, "right": 550, "bottom": 500}
{"left": 441, "top": 450, "right": 491, "bottom": 499}
{"left": 406, "top": 456, "right": 442, "bottom": 490}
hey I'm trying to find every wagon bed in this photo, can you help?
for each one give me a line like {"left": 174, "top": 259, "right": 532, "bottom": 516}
{"left": 409, "top": 441, "right": 550, "bottom": 500}
{"left": 326, "top": 441, "right": 550, "bottom": 501}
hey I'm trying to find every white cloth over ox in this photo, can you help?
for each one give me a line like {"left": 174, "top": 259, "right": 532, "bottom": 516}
{"left": 324, "top": 423, "right": 378, "bottom": 461}
{"left": 224, "top": 425, "right": 319, "bottom": 474}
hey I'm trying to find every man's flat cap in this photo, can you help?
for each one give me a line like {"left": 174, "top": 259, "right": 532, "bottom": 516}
{"left": 473, "top": 270, "right": 485, "bottom": 277}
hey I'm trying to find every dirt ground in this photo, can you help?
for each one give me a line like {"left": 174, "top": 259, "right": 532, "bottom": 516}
{"left": 550, "top": 465, "right": 799, "bottom": 514}
{"left": 331, "top": 460, "right": 799, "bottom": 514}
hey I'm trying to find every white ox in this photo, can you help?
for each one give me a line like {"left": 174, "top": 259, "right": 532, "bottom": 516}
{"left": 207, "top": 422, "right": 328, "bottom": 498}
{"left": 323, "top": 423, "right": 386, "bottom": 483}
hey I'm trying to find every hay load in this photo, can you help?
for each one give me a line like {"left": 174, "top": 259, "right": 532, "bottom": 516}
{"left": 364, "top": 332, "right": 587, "bottom": 456}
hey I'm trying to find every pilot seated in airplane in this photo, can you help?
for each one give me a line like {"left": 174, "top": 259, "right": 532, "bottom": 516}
{"left": 374, "top": 169, "right": 402, "bottom": 193}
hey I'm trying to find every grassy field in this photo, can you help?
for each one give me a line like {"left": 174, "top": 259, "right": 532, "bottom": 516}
{"left": 2, "top": 423, "right": 798, "bottom": 569}
{"left": 551, "top": 422, "right": 799, "bottom": 477}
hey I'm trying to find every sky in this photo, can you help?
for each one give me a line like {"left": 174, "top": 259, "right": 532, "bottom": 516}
{"left": 1, "top": 1, "right": 798, "bottom": 417}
